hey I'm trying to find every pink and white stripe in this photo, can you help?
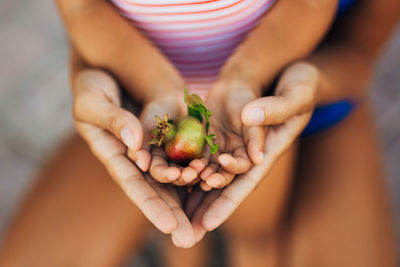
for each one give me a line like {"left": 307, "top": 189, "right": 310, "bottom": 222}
{"left": 111, "top": 0, "right": 276, "bottom": 96}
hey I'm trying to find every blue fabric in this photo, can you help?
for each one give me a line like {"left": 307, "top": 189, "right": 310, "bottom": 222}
{"left": 302, "top": 101, "right": 355, "bottom": 136}
{"left": 337, "top": 0, "right": 357, "bottom": 15}
{"left": 302, "top": 0, "right": 357, "bottom": 135}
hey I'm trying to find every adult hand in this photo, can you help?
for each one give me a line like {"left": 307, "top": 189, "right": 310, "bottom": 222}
{"left": 72, "top": 69, "right": 196, "bottom": 247}
{"left": 191, "top": 62, "right": 319, "bottom": 242}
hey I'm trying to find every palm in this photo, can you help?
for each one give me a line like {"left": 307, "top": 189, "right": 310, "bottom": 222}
{"left": 188, "top": 62, "right": 319, "bottom": 243}
{"left": 138, "top": 95, "right": 208, "bottom": 186}
{"left": 198, "top": 84, "right": 264, "bottom": 190}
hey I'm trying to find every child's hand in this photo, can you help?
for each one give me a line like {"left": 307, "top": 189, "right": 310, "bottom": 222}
{"left": 199, "top": 62, "right": 319, "bottom": 191}
{"left": 198, "top": 81, "right": 266, "bottom": 191}
{"left": 132, "top": 93, "right": 207, "bottom": 186}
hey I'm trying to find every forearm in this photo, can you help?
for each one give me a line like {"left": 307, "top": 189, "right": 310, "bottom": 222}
{"left": 57, "top": 0, "right": 185, "bottom": 103}
{"left": 311, "top": 0, "right": 400, "bottom": 104}
{"left": 217, "top": 0, "right": 338, "bottom": 92}
{"left": 309, "top": 43, "right": 372, "bottom": 105}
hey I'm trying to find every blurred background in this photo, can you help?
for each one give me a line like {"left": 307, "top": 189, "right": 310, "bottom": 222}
{"left": 0, "top": 0, "right": 399, "bottom": 257}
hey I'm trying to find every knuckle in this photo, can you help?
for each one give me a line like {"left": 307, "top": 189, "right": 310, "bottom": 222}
{"left": 292, "top": 62, "right": 319, "bottom": 77}
{"left": 278, "top": 100, "right": 290, "bottom": 119}
{"left": 120, "top": 109, "right": 134, "bottom": 121}
{"left": 106, "top": 109, "right": 133, "bottom": 131}
{"left": 107, "top": 114, "right": 120, "bottom": 132}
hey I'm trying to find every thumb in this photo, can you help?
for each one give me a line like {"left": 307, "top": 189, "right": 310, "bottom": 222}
{"left": 241, "top": 62, "right": 319, "bottom": 126}
{"left": 241, "top": 96, "right": 295, "bottom": 126}
{"left": 74, "top": 70, "right": 143, "bottom": 151}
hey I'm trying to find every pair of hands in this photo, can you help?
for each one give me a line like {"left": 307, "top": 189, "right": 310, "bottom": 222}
{"left": 73, "top": 62, "right": 319, "bottom": 248}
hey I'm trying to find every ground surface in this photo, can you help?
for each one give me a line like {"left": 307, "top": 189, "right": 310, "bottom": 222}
{"left": 0, "top": 0, "right": 399, "bottom": 260}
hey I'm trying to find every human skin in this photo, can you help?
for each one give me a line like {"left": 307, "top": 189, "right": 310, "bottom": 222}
{"left": 0, "top": 95, "right": 395, "bottom": 267}
{"left": 192, "top": 0, "right": 400, "bottom": 236}
{"left": 48, "top": 0, "right": 341, "bottom": 247}
{"left": 0, "top": 0, "right": 398, "bottom": 266}
{"left": 55, "top": 0, "right": 339, "bottom": 187}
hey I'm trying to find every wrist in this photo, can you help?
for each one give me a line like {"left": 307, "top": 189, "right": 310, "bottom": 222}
{"left": 142, "top": 88, "right": 187, "bottom": 120}
{"left": 142, "top": 78, "right": 186, "bottom": 105}
{"left": 217, "top": 57, "right": 266, "bottom": 97}
{"left": 214, "top": 71, "right": 262, "bottom": 99}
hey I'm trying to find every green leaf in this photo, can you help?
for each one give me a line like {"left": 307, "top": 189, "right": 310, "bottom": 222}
{"left": 188, "top": 107, "right": 203, "bottom": 122}
{"left": 184, "top": 88, "right": 212, "bottom": 133}
{"left": 185, "top": 89, "right": 218, "bottom": 154}
{"left": 205, "top": 134, "right": 218, "bottom": 154}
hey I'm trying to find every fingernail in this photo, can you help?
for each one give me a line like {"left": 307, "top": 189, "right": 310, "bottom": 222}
{"left": 219, "top": 157, "right": 229, "bottom": 166}
{"left": 136, "top": 158, "right": 146, "bottom": 171}
{"left": 121, "top": 128, "right": 134, "bottom": 149}
{"left": 244, "top": 107, "right": 265, "bottom": 124}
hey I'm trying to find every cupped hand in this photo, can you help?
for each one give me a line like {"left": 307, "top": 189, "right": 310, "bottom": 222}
{"left": 72, "top": 69, "right": 197, "bottom": 247}
{"left": 135, "top": 92, "right": 208, "bottom": 186}
{"left": 190, "top": 62, "right": 319, "bottom": 242}
{"left": 198, "top": 80, "right": 266, "bottom": 191}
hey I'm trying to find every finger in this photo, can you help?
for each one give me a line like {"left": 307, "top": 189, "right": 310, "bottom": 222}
{"left": 204, "top": 169, "right": 235, "bottom": 189}
{"left": 199, "top": 150, "right": 219, "bottom": 180}
{"left": 191, "top": 190, "right": 221, "bottom": 243}
{"left": 241, "top": 63, "right": 319, "bottom": 126}
{"left": 200, "top": 163, "right": 219, "bottom": 181}
{"left": 263, "top": 113, "right": 312, "bottom": 157}
{"left": 169, "top": 163, "right": 185, "bottom": 186}
{"left": 146, "top": 178, "right": 196, "bottom": 248}
{"left": 201, "top": 164, "right": 268, "bottom": 232}
{"left": 127, "top": 123, "right": 153, "bottom": 171}
{"left": 218, "top": 146, "right": 252, "bottom": 174}
{"left": 171, "top": 165, "right": 198, "bottom": 186}
{"left": 75, "top": 70, "right": 121, "bottom": 105}
{"left": 74, "top": 82, "right": 143, "bottom": 151}
{"left": 188, "top": 144, "right": 210, "bottom": 174}
{"left": 201, "top": 113, "right": 311, "bottom": 231}
{"left": 170, "top": 161, "right": 198, "bottom": 185}
{"left": 188, "top": 157, "right": 208, "bottom": 174}
{"left": 243, "top": 125, "right": 265, "bottom": 164}
{"left": 76, "top": 122, "right": 178, "bottom": 234}
{"left": 180, "top": 167, "right": 198, "bottom": 184}
{"left": 170, "top": 149, "right": 208, "bottom": 186}
{"left": 149, "top": 147, "right": 180, "bottom": 183}
{"left": 200, "top": 181, "right": 213, "bottom": 191}
{"left": 127, "top": 149, "right": 151, "bottom": 172}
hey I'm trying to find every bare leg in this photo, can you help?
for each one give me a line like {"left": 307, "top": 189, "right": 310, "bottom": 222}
{"left": 164, "top": 234, "right": 209, "bottom": 267}
{"left": 174, "top": 104, "right": 395, "bottom": 267}
{"left": 162, "top": 145, "right": 298, "bottom": 267}
{"left": 222, "top": 145, "right": 298, "bottom": 267}
{"left": 287, "top": 104, "right": 396, "bottom": 267}
{"left": 0, "top": 135, "right": 149, "bottom": 267}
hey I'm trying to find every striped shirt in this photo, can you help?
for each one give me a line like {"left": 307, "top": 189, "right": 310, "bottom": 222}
{"left": 111, "top": 0, "right": 276, "bottom": 97}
